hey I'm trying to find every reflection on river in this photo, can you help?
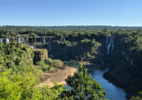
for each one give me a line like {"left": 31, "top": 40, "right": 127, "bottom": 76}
{"left": 64, "top": 63, "right": 126, "bottom": 100}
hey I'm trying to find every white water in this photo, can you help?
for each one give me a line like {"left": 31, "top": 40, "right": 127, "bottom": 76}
{"left": 107, "top": 36, "right": 114, "bottom": 54}
{"left": 107, "top": 43, "right": 111, "bottom": 54}
{"left": 6, "top": 38, "right": 9, "bottom": 43}
{"left": 44, "top": 37, "right": 46, "bottom": 43}
{"left": 0, "top": 38, "right": 3, "bottom": 43}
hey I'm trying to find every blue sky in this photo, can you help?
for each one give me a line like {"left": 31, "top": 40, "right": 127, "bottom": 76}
{"left": 0, "top": 0, "right": 142, "bottom": 26}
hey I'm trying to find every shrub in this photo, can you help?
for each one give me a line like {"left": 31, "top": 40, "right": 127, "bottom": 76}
{"left": 52, "top": 59, "right": 63, "bottom": 68}
{"left": 42, "top": 64, "right": 51, "bottom": 72}
{"left": 0, "top": 69, "right": 41, "bottom": 100}
{"left": 131, "top": 91, "right": 142, "bottom": 100}
{"left": 36, "top": 59, "right": 52, "bottom": 72}
{"left": 44, "top": 58, "right": 53, "bottom": 65}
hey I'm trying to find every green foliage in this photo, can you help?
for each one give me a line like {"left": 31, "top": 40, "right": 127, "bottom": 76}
{"left": 0, "top": 42, "right": 68, "bottom": 100}
{"left": 0, "top": 69, "right": 67, "bottom": 100}
{"left": 76, "top": 52, "right": 97, "bottom": 61}
{"left": 44, "top": 58, "right": 53, "bottom": 65}
{"left": 73, "top": 41, "right": 78, "bottom": 46}
{"left": 131, "top": 91, "right": 142, "bottom": 100}
{"left": 57, "top": 39, "right": 71, "bottom": 47}
{"left": 36, "top": 58, "right": 63, "bottom": 72}
{"left": 52, "top": 59, "right": 63, "bottom": 68}
{"left": 80, "top": 38, "right": 101, "bottom": 47}
{"left": 59, "top": 63, "right": 107, "bottom": 100}
{"left": 36, "top": 60, "right": 51, "bottom": 72}
{"left": 4, "top": 26, "right": 142, "bottom": 100}
{"left": 0, "top": 42, "right": 33, "bottom": 67}
{"left": 31, "top": 82, "right": 67, "bottom": 100}
{"left": 42, "top": 64, "right": 51, "bottom": 72}
{"left": 78, "top": 63, "right": 83, "bottom": 67}
{"left": 80, "top": 39, "right": 90, "bottom": 44}
{"left": 0, "top": 69, "right": 41, "bottom": 100}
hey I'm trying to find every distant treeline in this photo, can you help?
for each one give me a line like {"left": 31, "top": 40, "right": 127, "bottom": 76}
{"left": 1, "top": 25, "right": 142, "bottom": 99}
{"left": 1, "top": 25, "right": 142, "bottom": 31}
{"left": 1, "top": 25, "right": 142, "bottom": 39}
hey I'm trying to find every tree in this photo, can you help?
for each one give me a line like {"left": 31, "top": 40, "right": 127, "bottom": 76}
{"left": 59, "top": 63, "right": 107, "bottom": 100}
{"left": 131, "top": 91, "right": 142, "bottom": 100}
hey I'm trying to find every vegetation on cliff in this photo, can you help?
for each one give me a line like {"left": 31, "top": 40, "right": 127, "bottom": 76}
{"left": 105, "top": 30, "right": 142, "bottom": 99}
{"left": 1, "top": 26, "right": 142, "bottom": 99}
{"left": 0, "top": 42, "right": 108, "bottom": 100}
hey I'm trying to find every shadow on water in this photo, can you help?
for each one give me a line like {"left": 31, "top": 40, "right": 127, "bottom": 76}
{"left": 63, "top": 62, "right": 126, "bottom": 100}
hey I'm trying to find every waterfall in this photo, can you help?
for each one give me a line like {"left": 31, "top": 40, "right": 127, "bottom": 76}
{"left": 107, "top": 43, "right": 111, "bottom": 54}
{"left": 44, "top": 37, "right": 46, "bottom": 44}
{"left": 0, "top": 38, "right": 3, "bottom": 43}
{"left": 6, "top": 38, "right": 9, "bottom": 43}
{"left": 106, "top": 36, "right": 114, "bottom": 54}
{"left": 18, "top": 37, "right": 21, "bottom": 43}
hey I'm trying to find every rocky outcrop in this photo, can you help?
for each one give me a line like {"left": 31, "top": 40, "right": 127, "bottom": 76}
{"left": 32, "top": 49, "right": 48, "bottom": 64}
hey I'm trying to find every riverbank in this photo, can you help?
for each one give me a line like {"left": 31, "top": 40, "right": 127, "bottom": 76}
{"left": 36, "top": 66, "right": 77, "bottom": 88}
{"left": 74, "top": 60, "right": 139, "bottom": 100}
{"left": 36, "top": 60, "right": 94, "bottom": 88}
{"left": 103, "top": 69, "right": 138, "bottom": 100}
{"left": 71, "top": 60, "right": 133, "bottom": 99}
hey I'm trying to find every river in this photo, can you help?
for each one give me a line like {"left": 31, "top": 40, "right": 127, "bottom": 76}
{"left": 63, "top": 62, "right": 126, "bottom": 100}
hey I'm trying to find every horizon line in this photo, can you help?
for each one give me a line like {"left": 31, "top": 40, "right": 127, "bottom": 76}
{"left": 1, "top": 25, "right": 142, "bottom": 27}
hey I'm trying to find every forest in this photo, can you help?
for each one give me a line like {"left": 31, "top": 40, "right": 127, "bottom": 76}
{"left": 1, "top": 26, "right": 142, "bottom": 99}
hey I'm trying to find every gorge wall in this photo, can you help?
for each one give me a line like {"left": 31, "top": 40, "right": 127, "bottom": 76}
{"left": 34, "top": 35, "right": 108, "bottom": 63}
{"left": 2, "top": 34, "right": 140, "bottom": 99}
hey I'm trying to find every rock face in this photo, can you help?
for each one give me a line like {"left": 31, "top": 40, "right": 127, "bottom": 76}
{"left": 32, "top": 49, "right": 48, "bottom": 64}
{"left": 43, "top": 36, "right": 107, "bottom": 62}
{"left": 19, "top": 35, "right": 140, "bottom": 99}
{"left": 102, "top": 36, "right": 140, "bottom": 100}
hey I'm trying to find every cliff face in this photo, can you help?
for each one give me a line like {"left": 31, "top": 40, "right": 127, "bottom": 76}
{"left": 45, "top": 36, "right": 106, "bottom": 62}
{"left": 27, "top": 35, "right": 140, "bottom": 99}
{"left": 16, "top": 35, "right": 106, "bottom": 62}
{"left": 32, "top": 49, "right": 48, "bottom": 64}
{"left": 102, "top": 35, "right": 142, "bottom": 99}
